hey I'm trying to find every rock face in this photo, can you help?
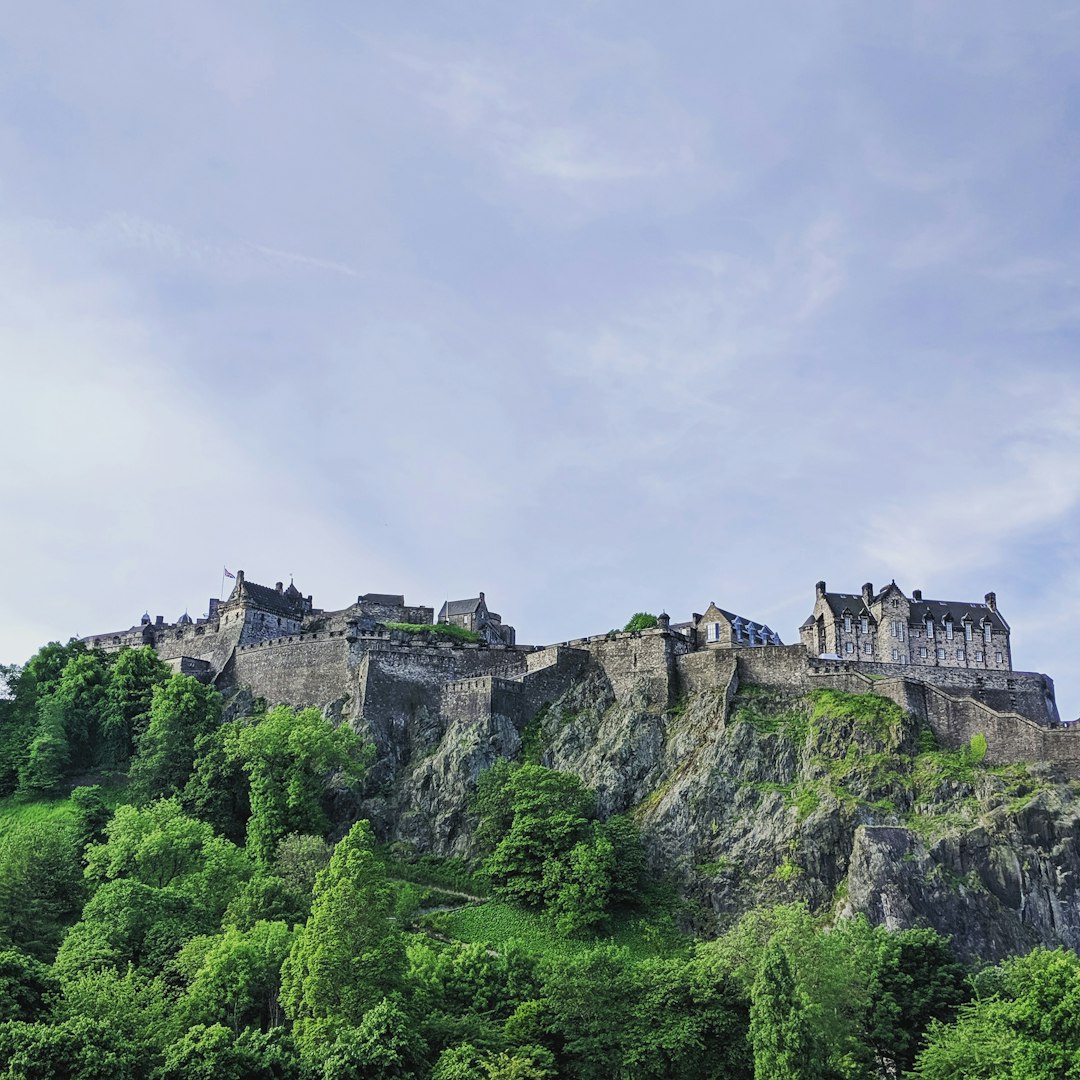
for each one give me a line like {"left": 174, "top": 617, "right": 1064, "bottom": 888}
{"left": 340, "top": 646, "right": 1080, "bottom": 963}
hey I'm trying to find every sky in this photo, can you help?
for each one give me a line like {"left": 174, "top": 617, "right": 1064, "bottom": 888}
{"left": 2, "top": 2, "right": 1080, "bottom": 713}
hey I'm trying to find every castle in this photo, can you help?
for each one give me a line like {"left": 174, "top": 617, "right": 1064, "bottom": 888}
{"left": 82, "top": 572, "right": 1077, "bottom": 776}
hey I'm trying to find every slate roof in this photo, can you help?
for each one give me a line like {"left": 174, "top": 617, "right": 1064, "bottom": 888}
{"left": 360, "top": 593, "right": 405, "bottom": 606}
{"left": 440, "top": 597, "right": 483, "bottom": 618}
{"left": 705, "top": 606, "right": 783, "bottom": 645}
{"left": 239, "top": 580, "right": 305, "bottom": 616}
{"left": 910, "top": 599, "right": 1008, "bottom": 632}
{"left": 823, "top": 591, "right": 1007, "bottom": 631}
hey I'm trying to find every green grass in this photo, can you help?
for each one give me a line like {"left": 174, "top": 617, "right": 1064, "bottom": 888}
{"left": 426, "top": 900, "right": 689, "bottom": 961}
{"left": 0, "top": 782, "right": 132, "bottom": 830}
{"left": 384, "top": 851, "right": 490, "bottom": 897}
{"left": 384, "top": 622, "right": 482, "bottom": 643}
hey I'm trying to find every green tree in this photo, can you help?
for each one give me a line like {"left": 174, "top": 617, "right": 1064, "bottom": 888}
{"left": 0, "top": 1016, "right": 148, "bottom": 1079}
{"left": 179, "top": 920, "right": 294, "bottom": 1032}
{"left": 0, "top": 820, "right": 83, "bottom": 960}
{"left": 916, "top": 947, "right": 1080, "bottom": 1079}
{"left": 320, "top": 998, "right": 427, "bottom": 1080}
{"left": 749, "top": 939, "right": 825, "bottom": 1080}
{"left": 156, "top": 1023, "right": 302, "bottom": 1080}
{"left": 70, "top": 785, "right": 113, "bottom": 860}
{"left": 237, "top": 706, "right": 367, "bottom": 865}
{"left": 183, "top": 717, "right": 250, "bottom": 843}
{"left": 280, "top": 820, "right": 404, "bottom": 1044}
{"left": 622, "top": 613, "right": 659, "bottom": 632}
{"left": 0, "top": 948, "right": 59, "bottom": 1022}
{"left": 129, "top": 676, "right": 222, "bottom": 800}
{"left": 49, "top": 650, "right": 110, "bottom": 773}
{"left": 101, "top": 646, "right": 170, "bottom": 768}
{"left": 18, "top": 696, "right": 70, "bottom": 795}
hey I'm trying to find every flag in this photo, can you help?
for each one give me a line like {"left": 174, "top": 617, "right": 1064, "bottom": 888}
{"left": 223, "top": 567, "right": 236, "bottom": 579}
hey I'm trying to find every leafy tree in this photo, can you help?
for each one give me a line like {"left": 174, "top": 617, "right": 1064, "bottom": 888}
{"left": 474, "top": 763, "right": 644, "bottom": 932}
{"left": 18, "top": 697, "right": 70, "bottom": 796}
{"left": 280, "top": 820, "right": 404, "bottom": 1044}
{"left": 861, "top": 925, "right": 968, "bottom": 1075}
{"left": 275, "top": 832, "right": 333, "bottom": 894}
{"left": 70, "top": 785, "right": 112, "bottom": 860}
{"left": 622, "top": 613, "right": 659, "bottom": 632}
{"left": 101, "top": 646, "right": 170, "bottom": 767}
{"left": 183, "top": 718, "right": 250, "bottom": 843}
{"left": 749, "top": 939, "right": 825, "bottom": 1080}
{"left": 916, "top": 947, "right": 1080, "bottom": 1079}
{"left": 155, "top": 1023, "right": 302, "bottom": 1080}
{"left": 0, "top": 948, "right": 59, "bottom": 1022}
{"left": 236, "top": 706, "right": 368, "bottom": 865}
{"left": 0, "top": 820, "right": 83, "bottom": 960}
{"left": 0, "top": 1015, "right": 148, "bottom": 1079}
{"left": 178, "top": 920, "right": 294, "bottom": 1032}
{"left": 49, "top": 650, "right": 110, "bottom": 773}
{"left": 129, "top": 676, "right": 222, "bottom": 800}
{"left": 221, "top": 873, "right": 309, "bottom": 932}
{"left": 320, "top": 998, "right": 427, "bottom": 1080}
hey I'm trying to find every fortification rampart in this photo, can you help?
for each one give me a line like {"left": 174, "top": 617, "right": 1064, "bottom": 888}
{"left": 230, "top": 633, "right": 352, "bottom": 707}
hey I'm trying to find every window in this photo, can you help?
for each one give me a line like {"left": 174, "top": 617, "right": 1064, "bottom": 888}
{"left": 964, "top": 622, "right": 973, "bottom": 641}
{"left": 892, "top": 621, "right": 905, "bottom": 642}
{"left": 956, "top": 649, "right": 965, "bottom": 661}
{"left": 975, "top": 651, "right": 984, "bottom": 662}
{"left": 926, "top": 618, "right": 934, "bottom": 639}
{"left": 891, "top": 598, "right": 899, "bottom": 608}
{"left": 844, "top": 615, "right": 852, "bottom": 632}
{"left": 995, "top": 652, "right": 1004, "bottom": 663}
{"left": 946, "top": 620, "right": 954, "bottom": 640}
{"left": 844, "top": 641, "right": 853, "bottom": 654}
{"left": 919, "top": 647, "right": 927, "bottom": 658}
{"left": 937, "top": 648, "right": 946, "bottom": 659}
{"left": 860, "top": 616, "right": 869, "bottom": 634}
{"left": 891, "top": 648, "right": 899, "bottom": 661}
{"left": 984, "top": 623, "right": 992, "bottom": 643}
{"left": 863, "top": 642, "right": 872, "bottom": 654}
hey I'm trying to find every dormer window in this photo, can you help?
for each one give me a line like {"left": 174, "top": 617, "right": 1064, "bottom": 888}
{"left": 843, "top": 615, "right": 852, "bottom": 632}
{"left": 926, "top": 617, "right": 934, "bottom": 639}
{"left": 984, "top": 623, "right": 992, "bottom": 643}
{"left": 860, "top": 616, "right": 869, "bottom": 634}
{"left": 946, "top": 620, "right": 954, "bottom": 640}
{"left": 964, "top": 621, "right": 973, "bottom": 641}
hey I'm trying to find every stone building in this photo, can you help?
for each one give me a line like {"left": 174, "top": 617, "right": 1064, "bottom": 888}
{"left": 799, "top": 580, "right": 1012, "bottom": 671}
{"left": 675, "top": 604, "right": 783, "bottom": 649}
{"left": 437, "top": 593, "right": 516, "bottom": 646}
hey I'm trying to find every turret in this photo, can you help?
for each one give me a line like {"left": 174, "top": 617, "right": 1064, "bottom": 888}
{"left": 657, "top": 612, "right": 670, "bottom": 630}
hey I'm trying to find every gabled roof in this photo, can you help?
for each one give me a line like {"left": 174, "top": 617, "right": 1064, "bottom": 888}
{"left": 823, "top": 593, "right": 873, "bottom": 620}
{"left": 235, "top": 580, "right": 305, "bottom": 617}
{"left": 440, "top": 597, "right": 483, "bottom": 618}
{"left": 910, "top": 599, "right": 1008, "bottom": 632}
{"left": 702, "top": 604, "right": 783, "bottom": 645}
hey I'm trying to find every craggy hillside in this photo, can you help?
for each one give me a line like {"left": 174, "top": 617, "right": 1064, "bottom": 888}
{"left": 358, "top": 667, "right": 1080, "bottom": 962}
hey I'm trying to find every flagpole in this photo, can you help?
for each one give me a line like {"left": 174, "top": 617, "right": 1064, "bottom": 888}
{"left": 220, "top": 567, "right": 225, "bottom": 600}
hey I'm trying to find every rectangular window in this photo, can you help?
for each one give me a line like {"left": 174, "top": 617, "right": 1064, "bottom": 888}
{"left": 844, "top": 641, "right": 853, "bottom": 654}
{"left": 957, "top": 649, "right": 965, "bottom": 661}
{"left": 965, "top": 623, "right": 973, "bottom": 641}
{"left": 946, "top": 622, "right": 954, "bottom": 640}
{"left": 844, "top": 615, "right": 852, "bottom": 632}
{"left": 995, "top": 652, "right": 1003, "bottom": 663}
{"left": 860, "top": 616, "right": 869, "bottom": 634}
{"left": 937, "top": 648, "right": 946, "bottom": 659}
{"left": 863, "top": 642, "right": 872, "bottom": 654}
{"left": 891, "top": 648, "right": 899, "bottom": 661}
{"left": 975, "top": 651, "right": 983, "bottom": 661}
{"left": 984, "top": 624, "right": 992, "bottom": 643}
{"left": 919, "top": 647, "right": 927, "bottom": 658}
{"left": 926, "top": 619, "right": 934, "bottom": 639}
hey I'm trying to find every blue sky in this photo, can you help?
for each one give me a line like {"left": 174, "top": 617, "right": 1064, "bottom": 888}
{"left": 3, "top": 3, "right": 1080, "bottom": 713}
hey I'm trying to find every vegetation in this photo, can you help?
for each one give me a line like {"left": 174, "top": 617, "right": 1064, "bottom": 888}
{"left": 0, "top": 641, "right": 1079, "bottom": 1076}
{"left": 622, "top": 612, "right": 659, "bottom": 633}
{"left": 384, "top": 622, "right": 483, "bottom": 643}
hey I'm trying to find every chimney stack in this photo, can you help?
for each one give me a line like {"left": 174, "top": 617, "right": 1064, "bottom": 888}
{"left": 912, "top": 589, "right": 922, "bottom": 602}
{"left": 816, "top": 580, "right": 827, "bottom": 599}
{"left": 862, "top": 582, "right": 873, "bottom": 605}
{"left": 236, "top": 570, "right": 245, "bottom": 585}
{"left": 985, "top": 591, "right": 997, "bottom": 612}
{"left": 275, "top": 582, "right": 283, "bottom": 593}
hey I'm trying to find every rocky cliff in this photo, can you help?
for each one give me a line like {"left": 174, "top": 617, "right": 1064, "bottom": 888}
{"left": 348, "top": 652, "right": 1080, "bottom": 963}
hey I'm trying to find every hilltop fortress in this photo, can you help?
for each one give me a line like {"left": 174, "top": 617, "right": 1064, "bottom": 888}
{"left": 85, "top": 572, "right": 1078, "bottom": 776}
